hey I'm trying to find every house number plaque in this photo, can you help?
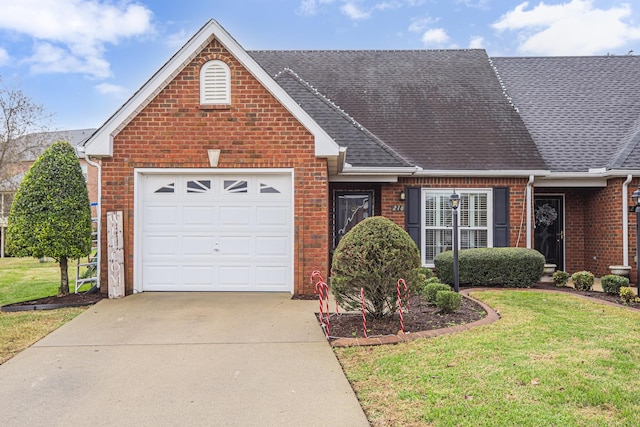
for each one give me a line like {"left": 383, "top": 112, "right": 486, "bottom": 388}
{"left": 392, "top": 205, "right": 405, "bottom": 212}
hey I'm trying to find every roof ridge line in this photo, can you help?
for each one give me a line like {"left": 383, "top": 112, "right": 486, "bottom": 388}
{"left": 274, "top": 68, "right": 414, "bottom": 167}
{"left": 608, "top": 115, "right": 640, "bottom": 169}
{"left": 488, "top": 57, "right": 519, "bottom": 114}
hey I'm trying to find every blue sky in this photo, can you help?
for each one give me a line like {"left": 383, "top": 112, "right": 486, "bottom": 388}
{"left": 0, "top": 0, "right": 638, "bottom": 131}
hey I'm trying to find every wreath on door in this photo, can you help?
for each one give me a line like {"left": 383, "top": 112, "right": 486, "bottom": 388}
{"left": 535, "top": 203, "right": 557, "bottom": 227}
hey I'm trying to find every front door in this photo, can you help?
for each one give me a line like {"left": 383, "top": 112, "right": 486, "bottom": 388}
{"left": 333, "top": 191, "right": 374, "bottom": 248}
{"left": 534, "top": 195, "right": 564, "bottom": 269}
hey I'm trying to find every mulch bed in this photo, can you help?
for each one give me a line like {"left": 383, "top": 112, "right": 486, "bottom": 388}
{"left": 322, "top": 282, "right": 639, "bottom": 339}
{"left": 1, "top": 291, "right": 106, "bottom": 312}
{"left": 324, "top": 293, "right": 486, "bottom": 339}
{"left": 529, "top": 281, "right": 640, "bottom": 308}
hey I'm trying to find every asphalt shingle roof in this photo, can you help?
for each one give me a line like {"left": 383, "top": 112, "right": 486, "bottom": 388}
{"left": 492, "top": 56, "right": 640, "bottom": 172}
{"left": 272, "top": 69, "right": 411, "bottom": 167}
{"left": 251, "top": 50, "right": 546, "bottom": 171}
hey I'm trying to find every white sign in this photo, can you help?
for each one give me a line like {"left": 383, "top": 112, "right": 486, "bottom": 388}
{"left": 107, "top": 211, "right": 125, "bottom": 298}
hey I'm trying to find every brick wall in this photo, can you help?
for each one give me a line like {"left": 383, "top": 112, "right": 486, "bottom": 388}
{"left": 382, "top": 176, "right": 531, "bottom": 248}
{"left": 98, "top": 39, "right": 328, "bottom": 295}
{"left": 536, "top": 179, "right": 639, "bottom": 282}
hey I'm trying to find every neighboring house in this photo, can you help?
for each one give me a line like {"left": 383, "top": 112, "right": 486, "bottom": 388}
{"left": 82, "top": 20, "right": 640, "bottom": 296}
{"left": 492, "top": 56, "right": 640, "bottom": 280}
{"left": 0, "top": 128, "right": 97, "bottom": 257}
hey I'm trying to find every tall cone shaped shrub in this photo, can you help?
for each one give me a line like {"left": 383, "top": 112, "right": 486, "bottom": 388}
{"left": 7, "top": 140, "right": 92, "bottom": 296}
{"left": 330, "top": 216, "right": 421, "bottom": 319}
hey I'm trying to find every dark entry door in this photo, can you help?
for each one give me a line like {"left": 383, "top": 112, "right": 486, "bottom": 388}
{"left": 534, "top": 195, "right": 564, "bottom": 268}
{"left": 334, "top": 191, "right": 374, "bottom": 248}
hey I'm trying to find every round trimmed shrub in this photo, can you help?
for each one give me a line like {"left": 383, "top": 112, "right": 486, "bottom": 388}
{"left": 553, "top": 271, "right": 570, "bottom": 287}
{"left": 435, "top": 290, "right": 462, "bottom": 313}
{"left": 571, "top": 271, "right": 594, "bottom": 291}
{"left": 423, "top": 282, "right": 452, "bottom": 304}
{"left": 619, "top": 286, "right": 636, "bottom": 304}
{"left": 601, "top": 274, "right": 629, "bottom": 295}
{"left": 330, "top": 216, "right": 421, "bottom": 319}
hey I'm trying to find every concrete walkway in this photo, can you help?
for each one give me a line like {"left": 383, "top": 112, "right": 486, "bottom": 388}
{"left": 0, "top": 293, "right": 369, "bottom": 426}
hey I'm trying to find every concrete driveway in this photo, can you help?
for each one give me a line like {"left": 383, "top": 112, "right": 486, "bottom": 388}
{"left": 0, "top": 293, "right": 369, "bottom": 426}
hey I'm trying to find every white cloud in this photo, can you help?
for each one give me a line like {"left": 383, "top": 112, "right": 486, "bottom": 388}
{"left": 456, "top": 0, "right": 490, "bottom": 8}
{"left": 0, "top": 0, "right": 153, "bottom": 78}
{"left": 421, "top": 28, "right": 450, "bottom": 47}
{"left": 0, "top": 47, "right": 8, "bottom": 66}
{"left": 95, "top": 82, "right": 129, "bottom": 98}
{"left": 469, "top": 36, "right": 485, "bottom": 49}
{"left": 341, "top": 2, "right": 371, "bottom": 20}
{"left": 297, "top": 0, "right": 336, "bottom": 16}
{"left": 166, "top": 29, "right": 190, "bottom": 49}
{"left": 493, "top": 0, "right": 640, "bottom": 55}
{"left": 374, "top": 2, "right": 402, "bottom": 11}
{"left": 408, "top": 17, "right": 435, "bottom": 33}
{"left": 299, "top": 0, "right": 410, "bottom": 20}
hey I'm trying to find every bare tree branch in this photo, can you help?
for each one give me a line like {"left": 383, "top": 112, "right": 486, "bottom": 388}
{"left": 0, "top": 77, "right": 53, "bottom": 191}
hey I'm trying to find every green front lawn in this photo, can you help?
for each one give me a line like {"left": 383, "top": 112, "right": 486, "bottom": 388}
{"left": 0, "top": 257, "right": 78, "bottom": 306}
{"left": 0, "top": 257, "right": 86, "bottom": 364}
{"left": 336, "top": 290, "right": 640, "bottom": 426}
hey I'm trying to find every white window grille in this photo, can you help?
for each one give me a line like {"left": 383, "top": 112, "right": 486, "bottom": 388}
{"left": 421, "top": 189, "right": 493, "bottom": 266}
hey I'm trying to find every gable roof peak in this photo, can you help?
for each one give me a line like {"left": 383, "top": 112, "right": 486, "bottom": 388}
{"left": 84, "top": 19, "right": 340, "bottom": 158}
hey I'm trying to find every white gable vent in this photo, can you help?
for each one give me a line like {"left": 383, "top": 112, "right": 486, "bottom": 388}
{"left": 200, "top": 60, "right": 230, "bottom": 104}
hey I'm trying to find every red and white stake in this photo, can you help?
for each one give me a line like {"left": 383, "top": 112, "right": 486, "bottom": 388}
{"left": 314, "top": 279, "right": 330, "bottom": 338}
{"left": 397, "top": 279, "right": 411, "bottom": 333}
{"left": 360, "top": 287, "right": 367, "bottom": 338}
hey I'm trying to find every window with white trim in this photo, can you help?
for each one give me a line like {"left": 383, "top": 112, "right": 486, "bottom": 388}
{"left": 200, "top": 60, "right": 230, "bottom": 104}
{"left": 422, "top": 189, "right": 493, "bottom": 266}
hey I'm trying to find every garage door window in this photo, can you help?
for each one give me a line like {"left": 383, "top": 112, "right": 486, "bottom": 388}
{"left": 224, "top": 180, "right": 248, "bottom": 194}
{"left": 154, "top": 183, "right": 175, "bottom": 193}
{"left": 260, "top": 182, "right": 281, "bottom": 194}
{"left": 187, "top": 180, "right": 211, "bottom": 194}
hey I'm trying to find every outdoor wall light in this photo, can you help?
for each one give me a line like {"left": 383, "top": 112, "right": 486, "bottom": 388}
{"left": 399, "top": 191, "right": 406, "bottom": 201}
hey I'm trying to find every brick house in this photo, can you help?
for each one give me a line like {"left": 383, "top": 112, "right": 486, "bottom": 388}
{"left": 492, "top": 57, "right": 640, "bottom": 282}
{"left": 83, "top": 20, "right": 640, "bottom": 296}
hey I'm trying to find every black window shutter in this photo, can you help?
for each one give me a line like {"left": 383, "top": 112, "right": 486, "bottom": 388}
{"left": 493, "top": 186, "right": 510, "bottom": 247}
{"left": 405, "top": 187, "right": 421, "bottom": 249}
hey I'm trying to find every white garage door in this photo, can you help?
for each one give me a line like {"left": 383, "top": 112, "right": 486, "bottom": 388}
{"left": 139, "top": 172, "right": 292, "bottom": 292}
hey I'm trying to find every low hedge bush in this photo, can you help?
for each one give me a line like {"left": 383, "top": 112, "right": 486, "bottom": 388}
{"left": 435, "top": 290, "right": 461, "bottom": 313}
{"left": 619, "top": 286, "right": 637, "bottom": 304}
{"left": 434, "top": 248, "right": 545, "bottom": 287}
{"left": 423, "top": 282, "right": 452, "bottom": 303}
{"left": 571, "top": 270, "right": 594, "bottom": 291}
{"left": 601, "top": 274, "right": 629, "bottom": 295}
{"left": 553, "top": 271, "right": 570, "bottom": 287}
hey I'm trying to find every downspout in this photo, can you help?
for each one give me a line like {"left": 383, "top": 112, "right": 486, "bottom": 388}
{"left": 622, "top": 174, "right": 633, "bottom": 267}
{"left": 85, "top": 154, "right": 102, "bottom": 290}
{"left": 526, "top": 175, "right": 534, "bottom": 248}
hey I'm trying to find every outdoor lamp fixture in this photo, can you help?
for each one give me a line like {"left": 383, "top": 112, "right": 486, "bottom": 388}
{"left": 449, "top": 192, "right": 460, "bottom": 292}
{"left": 399, "top": 191, "right": 406, "bottom": 201}
{"left": 632, "top": 185, "right": 640, "bottom": 287}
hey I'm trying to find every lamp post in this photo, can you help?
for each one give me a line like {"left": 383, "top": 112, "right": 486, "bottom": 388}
{"left": 450, "top": 192, "right": 460, "bottom": 292}
{"left": 632, "top": 186, "right": 640, "bottom": 288}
